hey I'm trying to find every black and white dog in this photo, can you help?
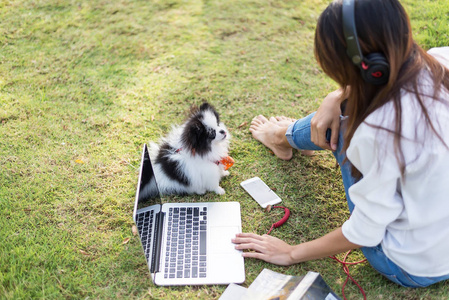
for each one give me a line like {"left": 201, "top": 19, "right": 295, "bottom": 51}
{"left": 149, "top": 103, "right": 231, "bottom": 195}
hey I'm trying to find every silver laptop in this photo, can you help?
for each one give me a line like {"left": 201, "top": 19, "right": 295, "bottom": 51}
{"left": 133, "top": 144, "right": 245, "bottom": 286}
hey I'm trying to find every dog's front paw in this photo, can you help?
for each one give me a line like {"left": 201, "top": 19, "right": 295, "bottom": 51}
{"left": 215, "top": 187, "right": 225, "bottom": 195}
{"left": 222, "top": 170, "right": 230, "bottom": 176}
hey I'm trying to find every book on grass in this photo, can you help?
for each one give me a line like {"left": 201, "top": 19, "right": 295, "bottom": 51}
{"left": 219, "top": 268, "right": 341, "bottom": 300}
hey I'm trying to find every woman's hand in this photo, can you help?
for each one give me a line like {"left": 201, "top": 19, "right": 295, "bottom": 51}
{"left": 233, "top": 228, "right": 360, "bottom": 267}
{"left": 232, "top": 233, "right": 295, "bottom": 266}
{"left": 310, "top": 88, "right": 347, "bottom": 151}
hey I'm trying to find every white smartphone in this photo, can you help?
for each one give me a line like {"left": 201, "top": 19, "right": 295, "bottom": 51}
{"left": 240, "top": 177, "right": 282, "bottom": 208}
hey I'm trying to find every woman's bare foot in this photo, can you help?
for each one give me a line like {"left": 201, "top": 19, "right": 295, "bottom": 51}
{"left": 249, "top": 115, "right": 293, "bottom": 160}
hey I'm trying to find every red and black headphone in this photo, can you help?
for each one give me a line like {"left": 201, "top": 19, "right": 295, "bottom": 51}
{"left": 342, "top": 0, "right": 390, "bottom": 85}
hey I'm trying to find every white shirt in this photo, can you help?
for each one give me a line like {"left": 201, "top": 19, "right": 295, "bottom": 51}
{"left": 342, "top": 47, "right": 449, "bottom": 277}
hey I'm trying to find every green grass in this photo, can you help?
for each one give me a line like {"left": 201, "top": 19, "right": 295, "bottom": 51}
{"left": 1, "top": 0, "right": 448, "bottom": 299}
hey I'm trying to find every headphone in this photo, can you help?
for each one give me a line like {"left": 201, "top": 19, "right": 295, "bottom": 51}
{"left": 342, "top": 0, "right": 390, "bottom": 85}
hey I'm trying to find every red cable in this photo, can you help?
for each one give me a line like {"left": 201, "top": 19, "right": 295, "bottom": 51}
{"left": 266, "top": 206, "right": 290, "bottom": 235}
{"left": 329, "top": 251, "right": 367, "bottom": 300}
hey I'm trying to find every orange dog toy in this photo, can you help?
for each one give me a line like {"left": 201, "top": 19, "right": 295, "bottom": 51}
{"left": 219, "top": 156, "right": 235, "bottom": 170}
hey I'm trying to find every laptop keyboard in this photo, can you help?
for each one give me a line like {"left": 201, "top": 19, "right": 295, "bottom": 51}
{"left": 136, "top": 210, "right": 155, "bottom": 262}
{"left": 164, "top": 206, "right": 208, "bottom": 279}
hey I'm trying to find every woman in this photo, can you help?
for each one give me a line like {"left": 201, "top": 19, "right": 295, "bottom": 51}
{"left": 232, "top": 0, "right": 449, "bottom": 288}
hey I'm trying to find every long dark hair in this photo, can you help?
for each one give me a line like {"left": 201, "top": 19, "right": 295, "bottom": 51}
{"left": 314, "top": 0, "right": 449, "bottom": 178}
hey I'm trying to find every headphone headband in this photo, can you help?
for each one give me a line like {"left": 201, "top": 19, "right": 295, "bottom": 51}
{"left": 342, "top": 0, "right": 363, "bottom": 65}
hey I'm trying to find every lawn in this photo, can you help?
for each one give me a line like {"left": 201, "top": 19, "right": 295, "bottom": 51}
{"left": 1, "top": 0, "right": 448, "bottom": 299}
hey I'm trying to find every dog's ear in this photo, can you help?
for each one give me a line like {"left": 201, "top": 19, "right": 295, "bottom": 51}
{"left": 199, "top": 102, "right": 220, "bottom": 124}
{"left": 199, "top": 102, "right": 212, "bottom": 111}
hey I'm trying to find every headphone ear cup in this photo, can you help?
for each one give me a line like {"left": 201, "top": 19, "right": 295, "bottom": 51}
{"left": 361, "top": 53, "right": 390, "bottom": 85}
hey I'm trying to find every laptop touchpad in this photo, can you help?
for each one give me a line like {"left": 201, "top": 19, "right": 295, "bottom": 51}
{"left": 209, "top": 226, "right": 241, "bottom": 254}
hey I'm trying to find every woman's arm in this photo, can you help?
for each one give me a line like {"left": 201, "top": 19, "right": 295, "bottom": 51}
{"left": 232, "top": 227, "right": 361, "bottom": 266}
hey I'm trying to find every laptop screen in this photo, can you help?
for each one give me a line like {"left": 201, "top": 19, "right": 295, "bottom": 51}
{"left": 134, "top": 144, "right": 162, "bottom": 218}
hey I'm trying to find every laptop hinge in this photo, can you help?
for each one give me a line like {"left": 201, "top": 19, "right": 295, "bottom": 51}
{"left": 150, "top": 210, "right": 165, "bottom": 273}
